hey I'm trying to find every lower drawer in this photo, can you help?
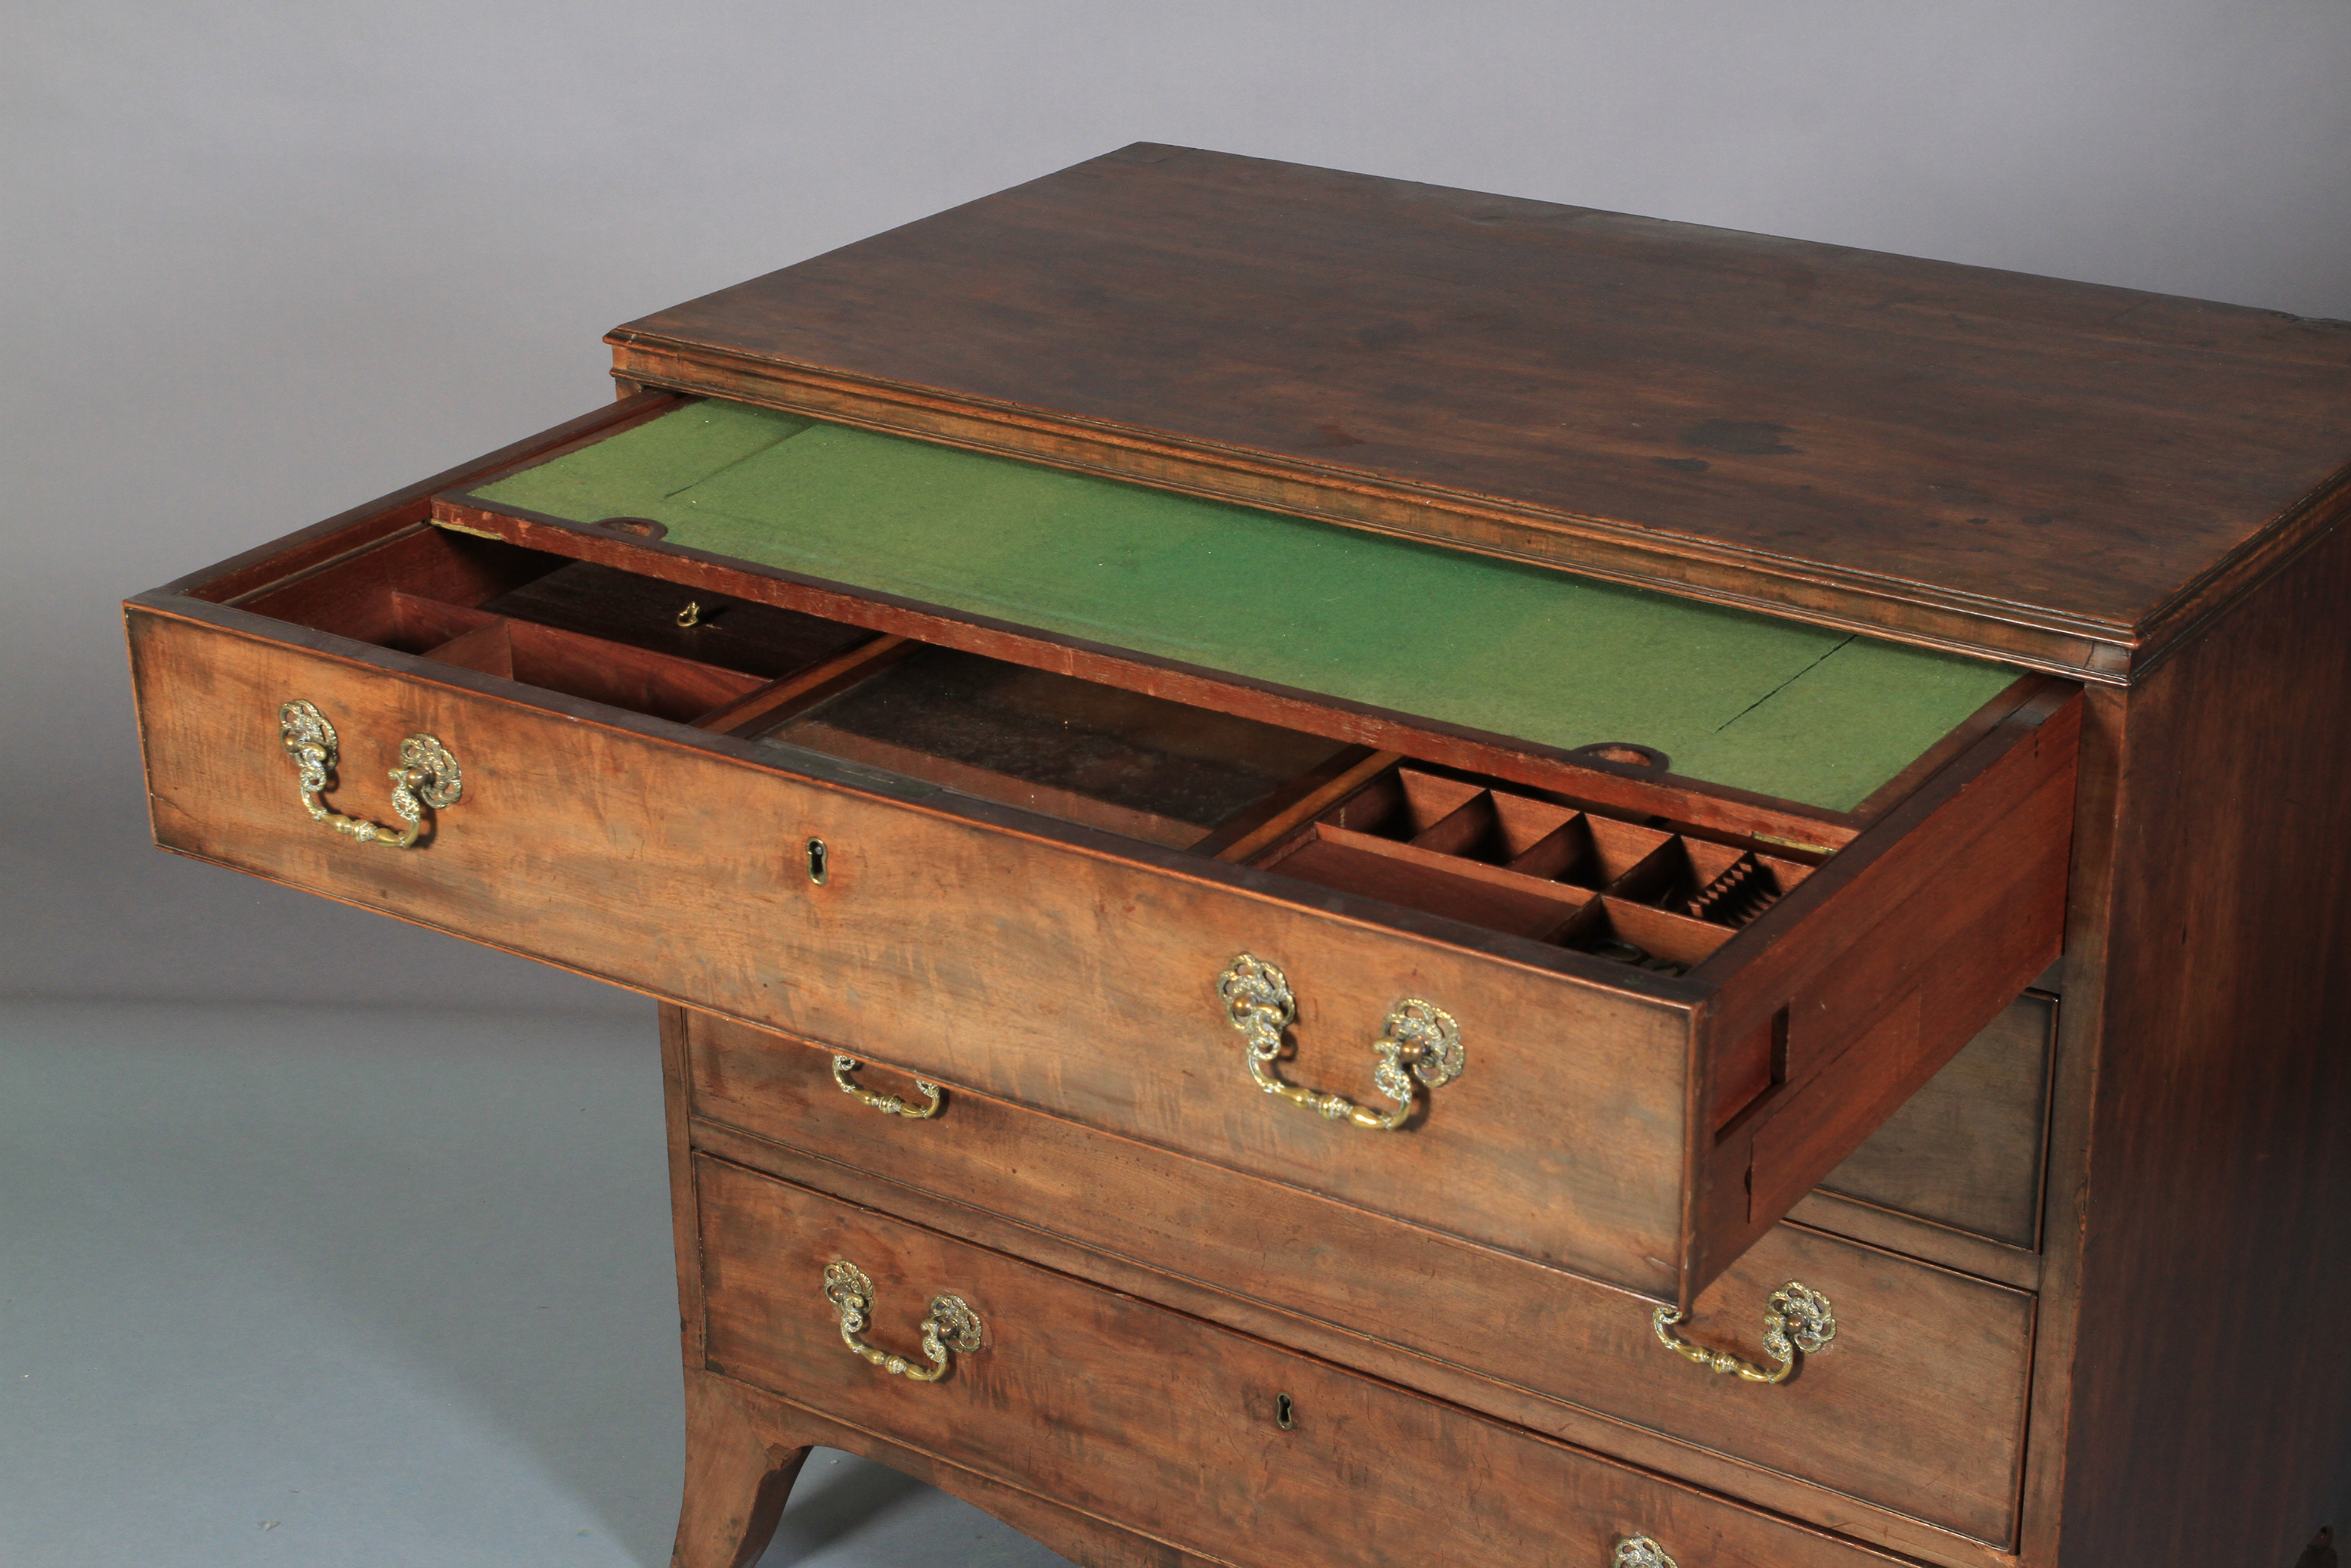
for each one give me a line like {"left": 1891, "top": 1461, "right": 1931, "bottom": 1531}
{"left": 695, "top": 1155, "right": 1909, "bottom": 1568}
{"left": 686, "top": 1010, "right": 2034, "bottom": 1545}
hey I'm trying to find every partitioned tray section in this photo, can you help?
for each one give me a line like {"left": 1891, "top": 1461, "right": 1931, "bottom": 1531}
{"left": 754, "top": 645, "right": 1352, "bottom": 851}
{"left": 1259, "top": 767, "right": 1817, "bottom": 978}
{"left": 228, "top": 528, "right": 1363, "bottom": 856}
{"left": 235, "top": 538, "right": 876, "bottom": 729}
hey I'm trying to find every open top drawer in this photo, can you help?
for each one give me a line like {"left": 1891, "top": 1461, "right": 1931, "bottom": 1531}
{"left": 125, "top": 395, "right": 2078, "bottom": 1309}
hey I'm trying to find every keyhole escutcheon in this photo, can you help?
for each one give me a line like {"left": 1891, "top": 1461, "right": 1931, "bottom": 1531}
{"left": 1275, "top": 1392, "right": 1295, "bottom": 1430}
{"left": 807, "top": 838, "right": 829, "bottom": 885}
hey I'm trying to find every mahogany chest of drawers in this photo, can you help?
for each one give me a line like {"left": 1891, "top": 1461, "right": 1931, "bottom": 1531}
{"left": 125, "top": 145, "right": 2351, "bottom": 1568}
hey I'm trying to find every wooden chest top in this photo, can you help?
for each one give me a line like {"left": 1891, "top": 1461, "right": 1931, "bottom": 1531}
{"left": 609, "top": 143, "right": 2351, "bottom": 681}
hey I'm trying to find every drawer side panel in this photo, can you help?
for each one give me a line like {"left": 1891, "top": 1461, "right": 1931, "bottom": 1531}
{"left": 1689, "top": 693, "right": 2079, "bottom": 1300}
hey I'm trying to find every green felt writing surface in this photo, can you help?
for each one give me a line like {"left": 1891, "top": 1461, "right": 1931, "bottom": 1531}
{"left": 473, "top": 401, "right": 2020, "bottom": 810}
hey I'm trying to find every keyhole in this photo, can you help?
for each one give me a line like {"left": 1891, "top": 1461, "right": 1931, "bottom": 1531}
{"left": 807, "top": 838, "right": 829, "bottom": 885}
{"left": 1275, "top": 1393, "right": 1294, "bottom": 1430}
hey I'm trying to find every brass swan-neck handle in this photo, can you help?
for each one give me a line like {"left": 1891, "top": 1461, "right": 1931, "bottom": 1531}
{"left": 1216, "top": 954, "right": 1464, "bottom": 1131}
{"left": 821, "top": 1261, "right": 983, "bottom": 1384}
{"left": 832, "top": 1055, "right": 945, "bottom": 1119}
{"left": 278, "top": 700, "right": 461, "bottom": 848}
{"left": 1653, "top": 1281, "right": 1837, "bottom": 1385}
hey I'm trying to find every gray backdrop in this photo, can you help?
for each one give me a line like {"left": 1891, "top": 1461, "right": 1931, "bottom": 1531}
{"left": 6, "top": 3, "right": 2348, "bottom": 1564}
{"left": 10, "top": 0, "right": 2351, "bottom": 1010}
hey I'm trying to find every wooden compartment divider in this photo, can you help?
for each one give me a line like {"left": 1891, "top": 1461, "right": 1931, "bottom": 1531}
{"left": 690, "top": 635, "right": 915, "bottom": 737}
{"left": 1256, "top": 765, "right": 1818, "bottom": 971}
{"left": 398, "top": 594, "right": 770, "bottom": 724}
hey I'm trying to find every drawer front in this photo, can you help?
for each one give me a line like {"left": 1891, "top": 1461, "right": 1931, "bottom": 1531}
{"left": 695, "top": 1154, "right": 1910, "bottom": 1568}
{"left": 1817, "top": 990, "right": 2055, "bottom": 1250}
{"left": 689, "top": 1011, "right": 2034, "bottom": 1545}
{"left": 128, "top": 603, "right": 1690, "bottom": 1298}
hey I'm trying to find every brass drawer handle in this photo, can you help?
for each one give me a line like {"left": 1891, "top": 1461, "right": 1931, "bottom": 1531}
{"left": 1653, "top": 1281, "right": 1837, "bottom": 1384}
{"left": 821, "top": 1260, "right": 982, "bottom": 1383}
{"left": 277, "top": 700, "right": 461, "bottom": 848}
{"left": 832, "top": 1055, "right": 943, "bottom": 1119}
{"left": 1615, "top": 1538, "right": 1678, "bottom": 1568}
{"left": 1217, "top": 954, "right": 1464, "bottom": 1131}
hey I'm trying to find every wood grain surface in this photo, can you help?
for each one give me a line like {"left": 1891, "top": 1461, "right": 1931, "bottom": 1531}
{"left": 693, "top": 1157, "right": 1911, "bottom": 1568}
{"left": 127, "top": 500, "right": 2074, "bottom": 1309}
{"left": 1689, "top": 689, "right": 2077, "bottom": 1296}
{"left": 2049, "top": 516, "right": 2351, "bottom": 1567}
{"left": 683, "top": 1114, "right": 2020, "bottom": 1568}
{"left": 673, "top": 1369, "right": 1222, "bottom": 1568}
{"left": 123, "top": 593, "right": 1699, "bottom": 1300}
{"left": 118, "top": 147, "right": 2351, "bottom": 1568}
{"left": 608, "top": 145, "right": 2351, "bottom": 680}
{"left": 1816, "top": 991, "right": 2055, "bottom": 1249}
{"left": 685, "top": 1010, "right": 2037, "bottom": 1545}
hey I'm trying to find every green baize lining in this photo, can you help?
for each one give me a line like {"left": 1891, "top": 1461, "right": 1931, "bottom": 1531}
{"left": 472, "top": 400, "right": 2019, "bottom": 812}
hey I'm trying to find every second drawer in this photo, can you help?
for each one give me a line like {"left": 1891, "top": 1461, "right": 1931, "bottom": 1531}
{"left": 686, "top": 1009, "right": 2036, "bottom": 1546}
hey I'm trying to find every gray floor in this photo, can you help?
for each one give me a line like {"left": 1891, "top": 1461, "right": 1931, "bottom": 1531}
{"left": 0, "top": 998, "right": 1074, "bottom": 1567}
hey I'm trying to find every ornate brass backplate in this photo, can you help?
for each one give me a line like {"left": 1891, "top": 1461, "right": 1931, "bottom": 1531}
{"left": 821, "top": 1260, "right": 983, "bottom": 1384}
{"left": 1653, "top": 1281, "right": 1838, "bottom": 1385}
{"left": 1614, "top": 1537, "right": 1679, "bottom": 1568}
{"left": 277, "top": 699, "right": 461, "bottom": 848}
{"left": 1217, "top": 953, "right": 1463, "bottom": 1131}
